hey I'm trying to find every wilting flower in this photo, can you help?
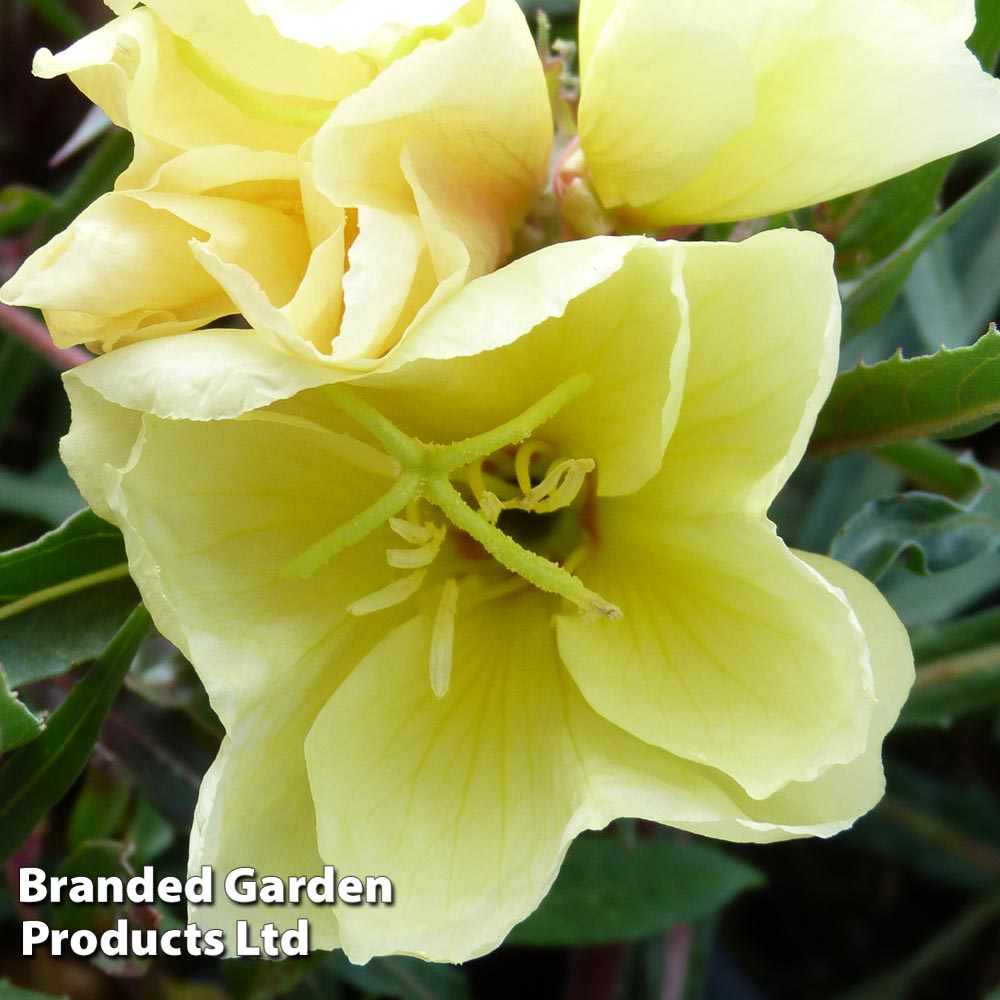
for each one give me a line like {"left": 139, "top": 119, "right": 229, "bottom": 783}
{"left": 0, "top": 0, "right": 551, "bottom": 357}
{"left": 574, "top": 0, "right": 1000, "bottom": 227}
{"left": 61, "top": 229, "right": 912, "bottom": 962}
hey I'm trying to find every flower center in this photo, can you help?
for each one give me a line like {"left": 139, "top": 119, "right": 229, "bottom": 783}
{"left": 280, "top": 376, "right": 620, "bottom": 697}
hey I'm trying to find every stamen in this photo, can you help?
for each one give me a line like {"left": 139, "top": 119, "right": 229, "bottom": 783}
{"left": 424, "top": 478, "right": 621, "bottom": 621}
{"left": 511, "top": 457, "right": 595, "bottom": 514}
{"left": 514, "top": 440, "right": 556, "bottom": 495}
{"left": 429, "top": 579, "right": 460, "bottom": 699}
{"left": 479, "top": 491, "right": 504, "bottom": 524}
{"left": 348, "top": 570, "right": 427, "bottom": 617}
{"left": 389, "top": 517, "right": 437, "bottom": 546}
{"left": 387, "top": 522, "right": 446, "bottom": 568}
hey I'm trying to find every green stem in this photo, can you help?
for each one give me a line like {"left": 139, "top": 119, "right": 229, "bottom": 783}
{"left": 281, "top": 474, "right": 421, "bottom": 579}
{"left": 424, "top": 479, "right": 620, "bottom": 620}
{"left": 0, "top": 565, "right": 131, "bottom": 623}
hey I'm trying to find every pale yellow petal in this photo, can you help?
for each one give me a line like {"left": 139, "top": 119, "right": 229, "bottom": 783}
{"left": 565, "top": 549, "right": 910, "bottom": 841}
{"left": 644, "top": 230, "right": 839, "bottom": 517}
{"left": 34, "top": 7, "right": 311, "bottom": 182}
{"left": 64, "top": 332, "right": 341, "bottom": 422}
{"left": 0, "top": 193, "right": 234, "bottom": 350}
{"left": 142, "top": 0, "right": 373, "bottom": 101}
{"left": 559, "top": 515, "right": 875, "bottom": 800}
{"left": 312, "top": 0, "right": 550, "bottom": 267}
{"left": 906, "top": 0, "right": 976, "bottom": 39}
{"left": 374, "top": 238, "right": 689, "bottom": 497}
{"left": 579, "top": 0, "right": 756, "bottom": 211}
{"left": 582, "top": 0, "right": 1000, "bottom": 225}
{"left": 304, "top": 593, "right": 585, "bottom": 963}
{"left": 70, "top": 401, "right": 410, "bottom": 719}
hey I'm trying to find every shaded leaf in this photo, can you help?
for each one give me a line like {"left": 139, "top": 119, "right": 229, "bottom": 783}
{"left": 830, "top": 490, "right": 1000, "bottom": 582}
{"left": 832, "top": 891, "right": 1000, "bottom": 1000}
{"left": 0, "top": 667, "right": 43, "bottom": 752}
{"left": 0, "top": 186, "right": 54, "bottom": 238}
{"left": 321, "top": 954, "right": 471, "bottom": 1000}
{"left": 507, "top": 834, "right": 763, "bottom": 947}
{"left": 843, "top": 163, "right": 1000, "bottom": 339}
{"left": 833, "top": 158, "right": 952, "bottom": 280}
{"left": 0, "top": 464, "right": 84, "bottom": 527}
{"left": 0, "top": 509, "right": 137, "bottom": 688}
{"left": 0, "top": 606, "right": 151, "bottom": 864}
{"left": 851, "top": 764, "right": 1000, "bottom": 892}
{"left": 875, "top": 441, "right": 985, "bottom": 501}
{"left": 811, "top": 326, "right": 1000, "bottom": 456}
{"left": 899, "top": 646, "right": 1000, "bottom": 729}
{"left": 910, "top": 606, "right": 1000, "bottom": 662}
{"left": 0, "top": 981, "right": 67, "bottom": 1000}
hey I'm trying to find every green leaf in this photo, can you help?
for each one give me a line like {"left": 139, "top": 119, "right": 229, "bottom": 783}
{"left": 0, "top": 186, "right": 55, "bottom": 238}
{"left": 27, "top": 0, "right": 86, "bottom": 40}
{"left": 67, "top": 760, "right": 131, "bottom": 850}
{"left": 829, "top": 490, "right": 1000, "bottom": 582}
{"left": 0, "top": 606, "right": 151, "bottom": 864}
{"left": 0, "top": 332, "right": 42, "bottom": 431}
{"left": 969, "top": 0, "right": 1000, "bottom": 69}
{"left": 852, "top": 764, "right": 1000, "bottom": 891}
{"left": 875, "top": 441, "right": 984, "bottom": 501}
{"left": 0, "top": 667, "right": 43, "bottom": 752}
{"left": 910, "top": 606, "right": 1000, "bottom": 662}
{"left": 843, "top": 162, "right": 1000, "bottom": 339}
{"left": 0, "top": 464, "right": 84, "bottom": 527}
{"left": 833, "top": 158, "right": 952, "bottom": 280}
{"left": 899, "top": 644, "right": 1000, "bottom": 729}
{"left": 810, "top": 326, "right": 1000, "bottom": 456}
{"left": 0, "top": 509, "right": 137, "bottom": 688}
{"left": 0, "top": 981, "right": 68, "bottom": 1000}
{"left": 506, "top": 833, "right": 763, "bottom": 947}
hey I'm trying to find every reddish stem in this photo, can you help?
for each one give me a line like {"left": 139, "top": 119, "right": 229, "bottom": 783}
{"left": 661, "top": 924, "right": 694, "bottom": 1000}
{"left": 0, "top": 302, "right": 91, "bottom": 370}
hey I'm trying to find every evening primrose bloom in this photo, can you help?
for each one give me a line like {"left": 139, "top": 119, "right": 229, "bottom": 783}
{"left": 0, "top": 0, "right": 551, "bottom": 356}
{"left": 575, "top": 0, "right": 1000, "bottom": 227}
{"left": 60, "top": 230, "right": 912, "bottom": 962}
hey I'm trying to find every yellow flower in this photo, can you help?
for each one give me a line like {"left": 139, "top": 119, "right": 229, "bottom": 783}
{"left": 61, "top": 229, "right": 912, "bottom": 962}
{"left": 0, "top": 0, "right": 551, "bottom": 356}
{"left": 576, "top": 0, "right": 1000, "bottom": 227}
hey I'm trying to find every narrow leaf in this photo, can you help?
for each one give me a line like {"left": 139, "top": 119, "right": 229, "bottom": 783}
{"left": 0, "top": 667, "right": 43, "bottom": 752}
{"left": 507, "top": 834, "right": 763, "bottom": 947}
{"left": 843, "top": 163, "right": 1000, "bottom": 338}
{"left": 0, "top": 606, "right": 151, "bottom": 864}
{"left": 811, "top": 326, "right": 1000, "bottom": 456}
{"left": 0, "top": 509, "right": 136, "bottom": 687}
{"left": 833, "top": 158, "right": 952, "bottom": 280}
